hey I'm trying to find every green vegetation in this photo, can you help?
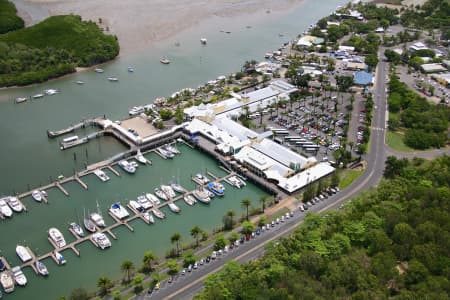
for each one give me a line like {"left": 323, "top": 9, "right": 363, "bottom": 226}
{"left": 386, "top": 130, "right": 415, "bottom": 152}
{"left": 387, "top": 75, "right": 449, "bottom": 150}
{"left": 0, "top": 14, "right": 119, "bottom": 87}
{"left": 195, "top": 156, "right": 450, "bottom": 300}
{"left": 0, "top": 0, "right": 24, "bottom": 34}
{"left": 338, "top": 169, "right": 364, "bottom": 190}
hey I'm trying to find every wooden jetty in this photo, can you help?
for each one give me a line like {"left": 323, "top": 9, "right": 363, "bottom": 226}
{"left": 75, "top": 176, "right": 88, "bottom": 190}
{"left": 56, "top": 182, "right": 69, "bottom": 196}
{"left": 107, "top": 165, "right": 120, "bottom": 176}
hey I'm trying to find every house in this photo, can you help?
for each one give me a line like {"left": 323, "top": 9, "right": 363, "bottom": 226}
{"left": 420, "top": 63, "right": 447, "bottom": 74}
{"left": 409, "top": 42, "right": 428, "bottom": 52}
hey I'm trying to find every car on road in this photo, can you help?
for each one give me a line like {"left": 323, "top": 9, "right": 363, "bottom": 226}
{"left": 181, "top": 269, "right": 186, "bottom": 275}
{"left": 299, "top": 205, "right": 305, "bottom": 212}
{"left": 271, "top": 221, "right": 275, "bottom": 227}
{"left": 211, "top": 251, "right": 217, "bottom": 259}
{"left": 234, "top": 240, "right": 240, "bottom": 247}
{"left": 199, "top": 259, "right": 204, "bottom": 265}
{"left": 240, "top": 236, "right": 246, "bottom": 243}
{"left": 147, "top": 287, "right": 153, "bottom": 294}
{"left": 206, "top": 256, "right": 211, "bottom": 263}
{"left": 193, "top": 262, "right": 198, "bottom": 269}
{"left": 256, "top": 228, "right": 261, "bottom": 235}
{"left": 188, "top": 264, "right": 193, "bottom": 272}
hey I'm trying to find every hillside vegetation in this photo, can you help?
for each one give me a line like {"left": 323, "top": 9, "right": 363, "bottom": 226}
{"left": 195, "top": 156, "right": 450, "bottom": 300}
{"left": 0, "top": 13, "right": 119, "bottom": 87}
{"left": 0, "top": 0, "right": 24, "bottom": 34}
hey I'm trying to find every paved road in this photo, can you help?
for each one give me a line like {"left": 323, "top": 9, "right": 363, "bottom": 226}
{"left": 134, "top": 49, "right": 448, "bottom": 300}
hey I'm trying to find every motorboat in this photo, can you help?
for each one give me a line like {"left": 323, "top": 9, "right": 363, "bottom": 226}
{"left": 135, "top": 151, "right": 147, "bottom": 164}
{"left": 12, "top": 266, "right": 27, "bottom": 286}
{"left": 0, "top": 198, "right": 13, "bottom": 217}
{"left": 93, "top": 169, "right": 110, "bottom": 182}
{"left": 90, "top": 212, "right": 106, "bottom": 227}
{"left": 129, "top": 200, "right": 145, "bottom": 213}
{"left": 200, "top": 38, "right": 207, "bottom": 44}
{"left": 118, "top": 160, "right": 136, "bottom": 174}
{"left": 6, "top": 196, "right": 23, "bottom": 212}
{"left": 94, "top": 68, "right": 104, "bottom": 73}
{"left": 32, "top": 190, "right": 43, "bottom": 202}
{"left": 0, "top": 271, "right": 14, "bottom": 293}
{"left": 192, "top": 189, "right": 211, "bottom": 204}
{"left": 145, "top": 193, "right": 160, "bottom": 206}
{"left": 170, "top": 182, "right": 187, "bottom": 194}
{"left": 130, "top": 160, "right": 139, "bottom": 168}
{"left": 128, "top": 106, "right": 145, "bottom": 116}
{"left": 164, "top": 144, "right": 180, "bottom": 154}
{"left": 143, "top": 212, "right": 154, "bottom": 224}
{"left": 203, "top": 187, "right": 215, "bottom": 198}
{"left": 74, "top": 80, "right": 84, "bottom": 85}
{"left": 161, "top": 185, "right": 176, "bottom": 198}
{"left": 70, "top": 222, "right": 85, "bottom": 237}
{"left": 49, "top": 227, "right": 67, "bottom": 248}
{"left": 107, "top": 76, "right": 118, "bottom": 82}
{"left": 54, "top": 251, "right": 66, "bottom": 265}
{"left": 32, "top": 93, "right": 44, "bottom": 99}
{"left": 35, "top": 260, "right": 49, "bottom": 276}
{"left": 152, "top": 208, "right": 166, "bottom": 219}
{"left": 109, "top": 202, "right": 129, "bottom": 219}
{"left": 91, "top": 233, "right": 111, "bottom": 249}
{"left": 127, "top": 66, "right": 134, "bottom": 72}
{"left": 15, "top": 97, "right": 28, "bottom": 103}
{"left": 137, "top": 195, "right": 152, "bottom": 210}
{"left": 0, "top": 258, "right": 6, "bottom": 272}
{"left": 16, "top": 245, "right": 32, "bottom": 262}
{"left": 207, "top": 182, "right": 225, "bottom": 197}
{"left": 168, "top": 202, "right": 181, "bottom": 213}
{"left": 183, "top": 194, "right": 196, "bottom": 206}
{"left": 195, "top": 173, "right": 209, "bottom": 184}
{"left": 84, "top": 217, "right": 97, "bottom": 233}
{"left": 44, "top": 89, "right": 59, "bottom": 95}
{"left": 154, "top": 188, "right": 168, "bottom": 201}
{"left": 226, "top": 175, "right": 246, "bottom": 188}
{"left": 41, "top": 190, "right": 48, "bottom": 197}
{"left": 156, "top": 147, "right": 174, "bottom": 159}
{"left": 160, "top": 57, "right": 170, "bottom": 64}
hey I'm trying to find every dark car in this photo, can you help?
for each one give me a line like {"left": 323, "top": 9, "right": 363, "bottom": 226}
{"left": 240, "top": 236, "right": 245, "bottom": 243}
{"left": 206, "top": 256, "right": 211, "bottom": 263}
{"left": 256, "top": 228, "right": 261, "bottom": 235}
{"left": 147, "top": 288, "right": 153, "bottom": 295}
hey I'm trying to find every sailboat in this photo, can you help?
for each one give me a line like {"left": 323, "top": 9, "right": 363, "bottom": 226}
{"left": 70, "top": 208, "right": 85, "bottom": 237}
{"left": 90, "top": 201, "right": 105, "bottom": 227}
{"left": 83, "top": 208, "right": 97, "bottom": 233}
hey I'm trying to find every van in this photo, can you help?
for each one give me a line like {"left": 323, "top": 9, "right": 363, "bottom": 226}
{"left": 211, "top": 251, "right": 217, "bottom": 259}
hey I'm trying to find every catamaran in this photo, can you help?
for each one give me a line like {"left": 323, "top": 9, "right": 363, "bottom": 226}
{"left": 91, "top": 233, "right": 112, "bottom": 250}
{"left": 49, "top": 227, "right": 67, "bottom": 248}
{"left": 109, "top": 202, "right": 129, "bottom": 219}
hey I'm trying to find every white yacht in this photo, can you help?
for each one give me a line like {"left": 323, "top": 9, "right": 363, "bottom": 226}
{"left": 70, "top": 222, "right": 85, "bottom": 237}
{"left": 168, "top": 202, "right": 181, "bottom": 213}
{"left": 107, "top": 76, "right": 119, "bottom": 82}
{"left": 91, "top": 233, "right": 111, "bottom": 250}
{"left": 49, "top": 227, "right": 67, "bottom": 248}
{"left": 93, "top": 169, "right": 110, "bottom": 182}
{"left": 192, "top": 189, "right": 211, "bottom": 204}
{"left": 44, "top": 89, "right": 59, "bottom": 95}
{"left": 145, "top": 193, "right": 160, "bottom": 206}
{"left": 54, "top": 251, "right": 66, "bottom": 265}
{"left": 0, "top": 198, "right": 13, "bottom": 217}
{"left": 143, "top": 212, "right": 155, "bottom": 224}
{"left": 16, "top": 245, "right": 32, "bottom": 262}
{"left": 161, "top": 185, "right": 176, "bottom": 198}
{"left": 135, "top": 151, "right": 147, "bottom": 164}
{"left": 170, "top": 182, "right": 187, "bottom": 193}
{"left": 118, "top": 160, "right": 136, "bottom": 174}
{"left": 129, "top": 106, "right": 145, "bottom": 116}
{"left": 183, "top": 195, "right": 196, "bottom": 206}
{"left": 15, "top": 97, "right": 28, "bottom": 103}
{"left": 129, "top": 200, "right": 145, "bottom": 212}
{"left": 35, "top": 260, "right": 49, "bottom": 276}
{"left": 152, "top": 208, "right": 166, "bottom": 219}
{"left": 225, "top": 175, "right": 246, "bottom": 188}
{"left": 160, "top": 57, "right": 170, "bottom": 64}
{"left": 12, "top": 266, "right": 27, "bottom": 286}
{"left": 154, "top": 188, "right": 168, "bottom": 201}
{"left": 0, "top": 271, "right": 14, "bottom": 293}
{"left": 165, "top": 144, "right": 180, "bottom": 154}
{"left": 90, "top": 212, "right": 106, "bottom": 227}
{"left": 156, "top": 147, "right": 174, "bottom": 159}
{"left": 94, "top": 68, "right": 104, "bottom": 73}
{"left": 6, "top": 196, "right": 23, "bottom": 212}
{"left": 32, "top": 93, "right": 44, "bottom": 99}
{"left": 194, "top": 173, "right": 209, "bottom": 184}
{"left": 137, "top": 195, "right": 152, "bottom": 210}
{"left": 31, "top": 190, "right": 43, "bottom": 202}
{"left": 200, "top": 37, "right": 207, "bottom": 44}
{"left": 109, "top": 202, "right": 129, "bottom": 220}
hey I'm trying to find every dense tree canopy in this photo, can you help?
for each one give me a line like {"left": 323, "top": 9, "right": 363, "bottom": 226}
{"left": 0, "top": 0, "right": 24, "bottom": 34}
{"left": 195, "top": 155, "right": 450, "bottom": 300}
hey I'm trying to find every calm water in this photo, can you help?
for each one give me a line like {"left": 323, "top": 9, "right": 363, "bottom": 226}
{"left": 0, "top": 0, "right": 347, "bottom": 298}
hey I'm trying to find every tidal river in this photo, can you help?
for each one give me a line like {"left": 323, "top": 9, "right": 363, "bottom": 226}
{"left": 0, "top": 0, "right": 347, "bottom": 298}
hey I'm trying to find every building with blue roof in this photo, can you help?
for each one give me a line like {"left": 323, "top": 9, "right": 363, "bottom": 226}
{"left": 353, "top": 71, "right": 373, "bottom": 86}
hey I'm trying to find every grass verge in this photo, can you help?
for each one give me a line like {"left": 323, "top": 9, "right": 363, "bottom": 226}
{"left": 386, "top": 130, "right": 415, "bottom": 152}
{"left": 339, "top": 169, "right": 364, "bottom": 190}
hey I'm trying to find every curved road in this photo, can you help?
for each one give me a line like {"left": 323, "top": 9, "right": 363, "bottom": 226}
{"left": 134, "top": 50, "right": 448, "bottom": 300}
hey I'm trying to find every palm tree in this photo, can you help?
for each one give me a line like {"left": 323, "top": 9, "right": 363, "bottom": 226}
{"left": 142, "top": 251, "right": 158, "bottom": 273}
{"left": 97, "top": 276, "right": 112, "bottom": 296}
{"left": 190, "top": 225, "right": 202, "bottom": 248}
{"left": 226, "top": 209, "right": 235, "bottom": 228}
{"left": 241, "top": 198, "right": 252, "bottom": 221}
{"left": 259, "top": 196, "right": 268, "bottom": 213}
{"left": 171, "top": 232, "right": 182, "bottom": 256}
{"left": 120, "top": 260, "right": 134, "bottom": 283}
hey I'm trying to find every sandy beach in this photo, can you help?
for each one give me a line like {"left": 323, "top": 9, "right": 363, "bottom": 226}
{"left": 13, "top": 0, "right": 304, "bottom": 54}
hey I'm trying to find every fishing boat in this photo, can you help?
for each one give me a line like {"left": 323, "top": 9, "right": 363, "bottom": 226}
{"left": 152, "top": 208, "right": 166, "bottom": 219}
{"left": 129, "top": 200, "right": 145, "bottom": 212}
{"left": 70, "top": 222, "right": 85, "bottom": 237}
{"left": 93, "top": 169, "right": 110, "bottom": 182}
{"left": 54, "top": 251, "right": 66, "bottom": 265}
{"left": 135, "top": 151, "right": 147, "bottom": 164}
{"left": 6, "top": 196, "right": 24, "bottom": 212}
{"left": 0, "top": 271, "right": 14, "bottom": 293}
{"left": 170, "top": 182, "right": 187, "bottom": 194}
{"left": 161, "top": 185, "right": 176, "bottom": 198}
{"left": 118, "top": 160, "right": 136, "bottom": 174}
{"left": 91, "top": 233, "right": 111, "bottom": 250}
{"left": 207, "top": 182, "right": 225, "bottom": 197}
{"left": 15, "top": 97, "right": 28, "bottom": 103}
{"left": 154, "top": 188, "right": 168, "bottom": 201}
{"left": 32, "top": 93, "right": 44, "bottom": 99}
{"left": 183, "top": 194, "right": 196, "bottom": 206}
{"left": 192, "top": 189, "right": 211, "bottom": 204}
{"left": 0, "top": 198, "right": 13, "bottom": 217}
{"left": 35, "top": 260, "right": 49, "bottom": 276}
{"left": 168, "top": 202, "right": 181, "bottom": 213}
{"left": 194, "top": 173, "right": 209, "bottom": 184}
{"left": 200, "top": 37, "right": 207, "bottom": 44}
{"left": 32, "top": 190, "right": 43, "bottom": 202}
{"left": 109, "top": 202, "right": 129, "bottom": 219}
{"left": 127, "top": 67, "right": 134, "bottom": 72}
{"left": 94, "top": 68, "right": 104, "bottom": 73}
{"left": 145, "top": 193, "right": 160, "bottom": 206}
{"left": 107, "top": 76, "right": 119, "bottom": 82}
{"left": 137, "top": 195, "right": 152, "bottom": 210}
{"left": 44, "top": 89, "right": 59, "bottom": 95}
{"left": 49, "top": 227, "right": 67, "bottom": 248}
{"left": 160, "top": 57, "right": 170, "bottom": 64}
{"left": 16, "top": 245, "right": 32, "bottom": 262}
{"left": 12, "top": 267, "right": 27, "bottom": 286}
{"left": 143, "top": 212, "right": 155, "bottom": 224}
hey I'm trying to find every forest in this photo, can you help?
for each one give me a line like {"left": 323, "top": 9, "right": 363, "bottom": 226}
{"left": 195, "top": 155, "right": 450, "bottom": 299}
{"left": 0, "top": 0, "right": 24, "bottom": 34}
{"left": 0, "top": 3, "right": 119, "bottom": 87}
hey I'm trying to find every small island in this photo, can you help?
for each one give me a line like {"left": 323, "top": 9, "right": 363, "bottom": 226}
{"left": 0, "top": 0, "right": 119, "bottom": 87}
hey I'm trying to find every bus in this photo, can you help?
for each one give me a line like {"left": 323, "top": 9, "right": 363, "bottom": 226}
{"left": 305, "top": 147, "right": 320, "bottom": 153}
{"left": 272, "top": 129, "right": 289, "bottom": 136}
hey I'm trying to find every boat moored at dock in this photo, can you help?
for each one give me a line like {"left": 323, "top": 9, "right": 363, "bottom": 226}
{"left": 54, "top": 251, "right": 66, "bottom": 265}
{"left": 83, "top": 217, "right": 97, "bottom": 233}
{"left": 192, "top": 189, "right": 211, "bottom": 204}
{"left": 109, "top": 202, "right": 130, "bottom": 219}
{"left": 135, "top": 151, "right": 147, "bottom": 164}
{"left": 0, "top": 271, "right": 14, "bottom": 293}
{"left": 161, "top": 185, "right": 176, "bottom": 198}
{"left": 152, "top": 208, "right": 165, "bottom": 219}
{"left": 145, "top": 193, "right": 160, "bottom": 206}
{"left": 137, "top": 195, "right": 152, "bottom": 210}
{"left": 0, "top": 198, "right": 13, "bottom": 217}
{"left": 90, "top": 212, "right": 106, "bottom": 228}
{"left": 16, "top": 245, "right": 32, "bottom": 263}
{"left": 93, "top": 169, "right": 110, "bottom": 182}
{"left": 35, "top": 260, "right": 49, "bottom": 276}
{"left": 91, "top": 233, "right": 111, "bottom": 250}
{"left": 168, "top": 202, "right": 181, "bottom": 213}
{"left": 143, "top": 212, "right": 154, "bottom": 224}
{"left": 6, "top": 196, "right": 24, "bottom": 212}
{"left": 31, "top": 190, "right": 43, "bottom": 202}
{"left": 183, "top": 194, "right": 196, "bottom": 206}
{"left": 170, "top": 182, "right": 187, "bottom": 193}
{"left": 207, "top": 182, "right": 225, "bottom": 197}
{"left": 154, "top": 188, "right": 168, "bottom": 201}
{"left": 129, "top": 200, "right": 145, "bottom": 212}
{"left": 49, "top": 227, "right": 67, "bottom": 248}
{"left": 70, "top": 222, "right": 85, "bottom": 237}
{"left": 194, "top": 173, "right": 209, "bottom": 185}
{"left": 12, "top": 266, "right": 27, "bottom": 286}
{"left": 118, "top": 160, "right": 136, "bottom": 174}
